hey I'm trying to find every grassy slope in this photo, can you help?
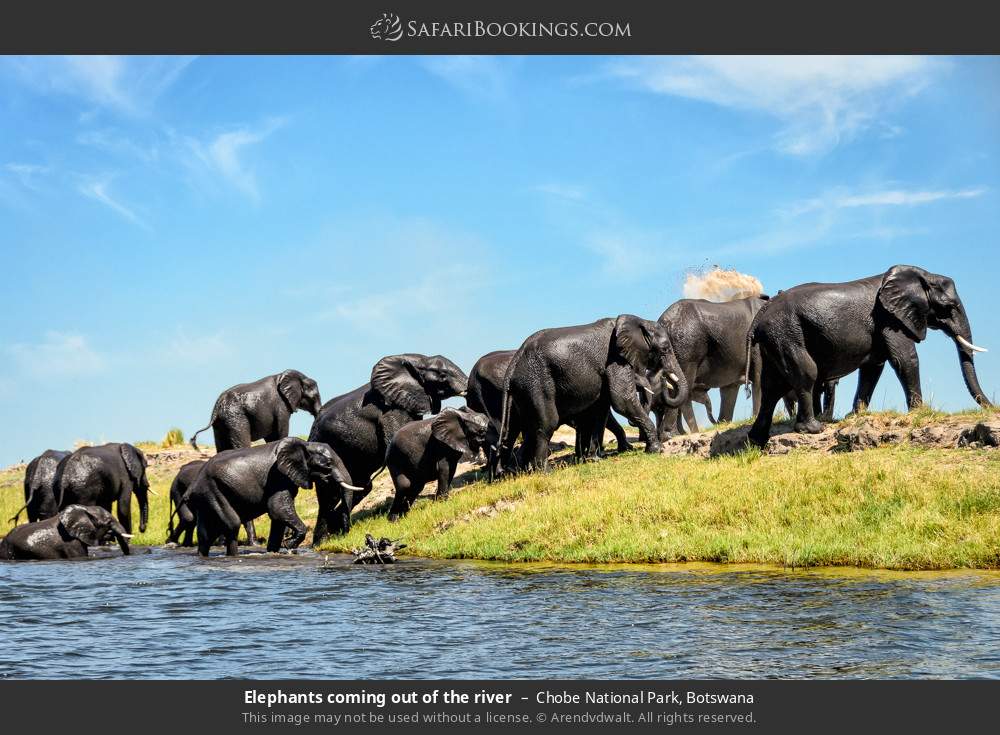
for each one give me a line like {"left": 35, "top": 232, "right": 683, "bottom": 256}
{"left": 1, "top": 410, "right": 998, "bottom": 569}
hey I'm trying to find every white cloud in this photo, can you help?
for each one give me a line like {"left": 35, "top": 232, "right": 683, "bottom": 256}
{"left": 422, "top": 56, "right": 510, "bottom": 103}
{"left": 7, "top": 332, "right": 105, "bottom": 377}
{"left": 783, "top": 186, "right": 987, "bottom": 217}
{"left": 4, "top": 162, "right": 49, "bottom": 191}
{"left": 534, "top": 182, "right": 587, "bottom": 201}
{"left": 76, "top": 129, "right": 160, "bottom": 163}
{"left": 606, "top": 56, "right": 943, "bottom": 155}
{"left": 77, "top": 176, "right": 150, "bottom": 229}
{"left": 4, "top": 55, "right": 195, "bottom": 116}
{"left": 180, "top": 118, "right": 286, "bottom": 201}
{"left": 161, "top": 330, "right": 233, "bottom": 364}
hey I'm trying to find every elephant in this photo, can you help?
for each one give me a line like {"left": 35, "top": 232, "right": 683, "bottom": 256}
{"left": 747, "top": 265, "right": 991, "bottom": 448}
{"left": 190, "top": 369, "right": 322, "bottom": 451}
{"left": 186, "top": 437, "right": 360, "bottom": 557}
{"left": 656, "top": 295, "right": 770, "bottom": 437}
{"left": 468, "top": 349, "right": 632, "bottom": 478}
{"left": 386, "top": 407, "right": 491, "bottom": 520}
{"left": 637, "top": 371, "right": 718, "bottom": 437}
{"left": 308, "top": 353, "right": 468, "bottom": 543}
{"left": 9, "top": 449, "right": 69, "bottom": 524}
{"left": 54, "top": 443, "right": 151, "bottom": 535}
{"left": 782, "top": 379, "right": 839, "bottom": 422}
{"left": 500, "top": 314, "right": 689, "bottom": 471}
{"left": 0, "top": 505, "right": 131, "bottom": 560}
{"left": 168, "top": 461, "right": 261, "bottom": 547}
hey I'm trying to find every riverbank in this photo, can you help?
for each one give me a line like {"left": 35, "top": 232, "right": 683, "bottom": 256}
{"left": 1, "top": 409, "right": 998, "bottom": 568}
{"left": 318, "top": 409, "right": 1000, "bottom": 570}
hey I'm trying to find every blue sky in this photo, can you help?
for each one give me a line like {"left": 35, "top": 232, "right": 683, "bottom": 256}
{"left": 1, "top": 55, "right": 998, "bottom": 465}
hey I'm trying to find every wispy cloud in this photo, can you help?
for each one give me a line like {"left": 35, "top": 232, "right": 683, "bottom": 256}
{"left": 4, "top": 162, "right": 50, "bottom": 191}
{"left": 180, "top": 118, "right": 286, "bottom": 201}
{"left": 533, "top": 182, "right": 587, "bottom": 201}
{"left": 77, "top": 175, "right": 150, "bottom": 229}
{"left": 606, "top": 56, "right": 944, "bottom": 156}
{"left": 783, "top": 186, "right": 987, "bottom": 217}
{"left": 7, "top": 332, "right": 105, "bottom": 378}
{"left": 422, "top": 56, "right": 511, "bottom": 103}
{"left": 160, "top": 330, "right": 233, "bottom": 365}
{"left": 77, "top": 129, "right": 160, "bottom": 163}
{"left": 3, "top": 55, "right": 195, "bottom": 116}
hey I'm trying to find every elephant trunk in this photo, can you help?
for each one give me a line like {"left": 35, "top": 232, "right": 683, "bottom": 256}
{"left": 111, "top": 520, "right": 132, "bottom": 555}
{"left": 658, "top": 347, "right": 690, "bottom": 409}
{"left": 138, "top": 482, "right": 149, "bottom": 534}
{"left": 949, "top": 310, "right": 991, "bottom": 407}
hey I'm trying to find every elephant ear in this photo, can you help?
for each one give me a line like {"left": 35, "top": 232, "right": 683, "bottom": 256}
{"left": 878, "top": 265, "right": 929, "bottom": 341}
{"left": 431, "top": 410, "right": 470, "bottom": 454}
{"left": 274, "top": 438, "right": 312, "bottom": 489}
{"left": 277, "top": 370, "right": 303, "bottom": 409}
{"left": 120, "top": 444, "right": 146, "bottom": 484}
{"left": 59, "top": 505, "right": 101, "bottom": 546}
{"left": 613, "top": 315, "right": 656, "bottom": 373}
{"left": 371, "top": 355, "right": 432, "bottom": 416}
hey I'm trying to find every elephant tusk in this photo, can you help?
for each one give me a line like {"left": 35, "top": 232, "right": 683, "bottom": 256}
{"left": 147, "top": 488, "right": 159, "bottom": 496}
{"left": 120, "top": 533, "right": 134, "bottom": 539}
{"left": 458, "top": 390, "right": 468, "bottom": 397}
{"left": 341, "top": 482, "right": 365, "bottom": 491}
{"left": 641, "top": 386, "right": 655, "bottom": 395}
{"left": 957, "top": 336, "right": 988, "bottom": 353}
{"left": 669, "top": 373, "right": 680, "bottom": 383}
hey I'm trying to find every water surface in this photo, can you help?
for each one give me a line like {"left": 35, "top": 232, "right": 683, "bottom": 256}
{"left": 1, "top": 548, "right": 998, "bottom": 679}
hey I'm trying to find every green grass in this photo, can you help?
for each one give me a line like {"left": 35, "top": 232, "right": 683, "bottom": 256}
{"left": 317, "top": 444, "right": 1000, "bottom": 570}
{"left": 1, "top": 407, "right": 997, "bottom": 568}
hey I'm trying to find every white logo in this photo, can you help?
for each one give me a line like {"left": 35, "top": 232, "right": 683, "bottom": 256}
{"left": 370, "top": 12, "right": 403, "bottom": 41}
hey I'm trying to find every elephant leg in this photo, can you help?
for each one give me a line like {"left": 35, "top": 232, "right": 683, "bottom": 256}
{"left": 605, "top": 413, "right": 632, "bottom": 452}
{"left": 884, "top": 335, "right": 923, "bottom": 409}
{"left": 116, "top": 492, "right": 133, "bottom": 536}
{"left": 388, "top": 474, "right": 415, "bottom": 520}
{"left": 266, "top": 520, "right": 286, "bottom": 552}
{"left": 312, "top": 479, "right": 339, "bottom": 545}
{"left": 196, "top": 515, "right": 217, "bottom": 557}
{"left": 747, "top": 360, "right": 790, "bottom": 449}
{"left": 499, "top": 410, "right": 521, "bottom": 474}
{"left": 518, "top": 393, "right": 558, "bottom": 470}
{"left": 435, "top": 458, "right": 455, "bottom": 499}
{"left": 821, "top": 382, "right": 838, "bottom": 421}
{"left": 242, "top": 521, "right": 257, "bottom": 546}
{"left": 852, "top": 362, "right": 886, "bottom": 413}
{"left": 182, "top": 523, "right": 194, "bottom": 548}
{"left": 717, "top": 385, "right": 738, "bottom": 424}
{"left": 782, "top": 392, "right": 797, "bottom": 419}
{"left": 681, "top": 400, "right": 700, "bottom": 433}
{"left": 781, "top": 346, "right": 823, "bottom": 434}
{"left": 268, "top": 492, "right": 307, "bottom": 551}
{"left": 607, "top": 364, "right": 660, "bottom": 453}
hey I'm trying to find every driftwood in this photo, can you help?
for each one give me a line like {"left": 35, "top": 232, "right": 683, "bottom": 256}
{"left": 351, "top": 534, "right": 406, "bottom": 564}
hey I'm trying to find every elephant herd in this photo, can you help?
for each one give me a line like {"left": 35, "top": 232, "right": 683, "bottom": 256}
{"left": 2, "top": 264, "right": 991, "bottom": 560}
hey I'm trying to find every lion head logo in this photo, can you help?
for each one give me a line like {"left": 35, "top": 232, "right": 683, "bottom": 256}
{"left": 370, "top": 13, "right": 403, "bottom": 41}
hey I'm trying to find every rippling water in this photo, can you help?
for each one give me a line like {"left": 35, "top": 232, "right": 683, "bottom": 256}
{"left": 1, "top": 548, "right": 998, "bottom": 679}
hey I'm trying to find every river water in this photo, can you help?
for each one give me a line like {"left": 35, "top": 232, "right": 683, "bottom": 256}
{"left": 1, "top": 548, "right": 998, "bottom": 679}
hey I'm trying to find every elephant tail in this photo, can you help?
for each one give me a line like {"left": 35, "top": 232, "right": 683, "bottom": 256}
{"left": 189, "top": 403, "right": 219, "bottom": 450}
{"left": 7, "top": 502, "right": 28, "bottom": 526}
{"left": 744, "top": 300, "right": 771, "bottom": 399}
{"left": 498, "top": 349, "right": 522, "bottom": 464}
{"left": 167, "top": 491, "right": 175, "bottom": 537}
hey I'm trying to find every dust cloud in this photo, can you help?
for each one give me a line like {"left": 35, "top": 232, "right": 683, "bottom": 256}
{"left": 682, "top": 267, "right": 763, "bottom": 302}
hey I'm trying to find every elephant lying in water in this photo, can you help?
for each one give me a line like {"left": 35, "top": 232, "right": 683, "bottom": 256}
{"left": 748, "top": 265, "right": 991, "bottom": 448}
{"left": 0, "top": 505, "right": 131, "bottom": 560}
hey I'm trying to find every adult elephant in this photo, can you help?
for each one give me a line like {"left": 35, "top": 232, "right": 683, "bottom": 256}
{"left": 9, "top": 449, "right": 70, "bottom": 524}
{"left": 501, "top": 314, "right": 689, "bottom": 470}
{"left": 309, "top": 354, "right": 468, "bottom": 543}
{"left": 186, "top": 437, "right": 358, "bottom": 557}
{"left": 656, "top": 295, "right": 769, "bottom": 437}
{"left": 54, "top": 443, "right": 151, "bottom": 535}
{"left": 1, "top": 505, "right": 131, "bottom": 560}
{"left": 747, "top": 265, "right": 991, "bottom": 448}
{"left": 469, "top": 349, "right": 632, "bottom": 478}
{"left": 190, "top": 370, "right": 322, "bottom": 451}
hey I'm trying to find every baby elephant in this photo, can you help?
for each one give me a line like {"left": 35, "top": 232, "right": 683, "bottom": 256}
{"left": 387, "top": 407, "right": 490, "bottom": 520}
{"left": 0, "top": 505, "right": 131, "bottom": 560}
